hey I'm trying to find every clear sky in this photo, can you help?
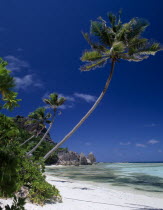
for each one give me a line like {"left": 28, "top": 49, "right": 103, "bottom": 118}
{"left": 1, "top": 0, "right": 163, "bottom": 162}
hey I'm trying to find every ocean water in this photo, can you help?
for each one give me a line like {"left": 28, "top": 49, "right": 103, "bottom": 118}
{"left": 45, "top": 163, "right": 163, "bottom": 196}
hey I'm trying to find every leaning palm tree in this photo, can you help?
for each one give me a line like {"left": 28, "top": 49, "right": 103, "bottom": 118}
{"left": 20, "top": 107, "right": 51, "bottom": 146}
{"left": 27, "top": 93, "right": 66, "bottom": 156}
{"left": 44, "top": 11, "right": 161, "bottom": 160}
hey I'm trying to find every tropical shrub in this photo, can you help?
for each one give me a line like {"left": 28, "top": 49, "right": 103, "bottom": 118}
{"left": 0, "top": 114, "right": 61, "bottom": 205}
{"left": 29, "top": 180, "right": 60, "bottom": 205}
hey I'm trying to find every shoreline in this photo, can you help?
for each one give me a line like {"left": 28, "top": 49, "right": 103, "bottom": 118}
{"left": 0, "top": 173, "right": 163, "bottom": 210}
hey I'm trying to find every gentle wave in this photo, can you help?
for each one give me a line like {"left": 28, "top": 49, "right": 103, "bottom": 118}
{"left": 45, "top": 163, "right": 163, "bottom": 194}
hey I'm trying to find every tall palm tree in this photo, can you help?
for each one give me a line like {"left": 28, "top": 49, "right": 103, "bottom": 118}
{"left": 27, "top": 93, "right": 66, "bottom": 156}
{"left": 20, "top": 107, "right": 51, "bottom": 146}
{"left": 44, "top": 11, "right": 161, "bottom": 160}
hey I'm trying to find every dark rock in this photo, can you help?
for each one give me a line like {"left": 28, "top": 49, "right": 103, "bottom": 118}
{"left": 57, "top": 151, "right": 80, "bottom": 165}
{"left": 79, "top": 153, "right": 88, "bottom": 165}
{"left": 16, "top": 186, "right": 29, "bottom": 198}
{"left": 87, "top": 152, "right": 96, "bottom": 164}
{"left": 57, "top": 151, "right": 96, "bottom": 165}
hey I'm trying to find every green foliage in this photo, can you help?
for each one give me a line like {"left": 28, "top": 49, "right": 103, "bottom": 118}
{"left": 43, "top": 93, "right": 66, "bottom": 110}
{"left": 0, "top": 59, "right": 14, "bottom": 94}
{"left": 28, "top": 107, "right": 52, "bottom": 123}
{"left": 111, "top": 41, "right": 125, "bottom": 54}
{"left": 3, "top": 92, "right": 21, "bottom": 110}
{"left": 0, "top": 52, "right": 64, "bottom": 206}
{"left": 23, "top": 134, "right": 67, "bottom": 165}
{"left": 81, "top": 50, "right": 102, "bottom": 61}
{"left": 0, "top": 114, "right": 20, "bottom": 143}
{"left": 0, "top": 58, "right": 21, "bottom": 110}
{"left": 29, "top": 180, "right": 60, "bottom": 205}
{"left": 80, "top": 11, "right": 162, "bottom": 71}
{"left": 0, "top": 114, "right": 22, "bottom": 198}
{"left": 0, "top": 114, "right": 61, "bottom": 205}
{"left": 0, "top": 149, "right": 22, "bottom": 197}
{"left": 0, "top": 196, "right": 26, "bottom": 210}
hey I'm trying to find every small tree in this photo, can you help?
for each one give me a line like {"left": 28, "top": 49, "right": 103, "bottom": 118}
{"left": 20, "top": 107, "right": 51, "bottom": 146}
{"left": 27, "top": 93, "right": 66, "bottom": 156}
{"left": 44, "top": 11, "right": 162, "bottom": 160}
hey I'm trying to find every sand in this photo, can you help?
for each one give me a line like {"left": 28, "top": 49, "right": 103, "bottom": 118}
{"left": 0, "top": 174, "right": 163, "bottom": 210}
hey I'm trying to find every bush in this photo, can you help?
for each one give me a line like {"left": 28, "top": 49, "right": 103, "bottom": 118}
{"left": 29, "top": 180, "right": 61, "bottom": 205}
{"left": 0, "top": 114, "right": 61, "bottom": 205}
{"left": 0, "top": 150, "right": 23, "bottom": 197}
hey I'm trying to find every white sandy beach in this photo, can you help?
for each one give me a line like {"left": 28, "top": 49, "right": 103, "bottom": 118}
{"left": 0, "top": 173, "right": 163, "bottom": 210}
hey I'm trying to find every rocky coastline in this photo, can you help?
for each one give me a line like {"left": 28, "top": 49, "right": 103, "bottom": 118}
{"left": 15, "top": 115, "right": 96, "bottom": 166}
{"left": 56, "top": 151, "right": 96, "bottom": 166}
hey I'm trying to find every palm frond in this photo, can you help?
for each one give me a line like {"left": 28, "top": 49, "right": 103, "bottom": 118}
{"left": 120, "top": 54, "right": 149, "bottom": 62}
{"left": 82, "top": 32, "right": 107, "bottom": 51}
{"left": 81, "top": 50, "right": 102, "bottom": 62}
{"left": 137, "top": 42, "right": 161, "bottom": 55}
{"left": 128, "top": 38, "right": 148, "bottom": 55}
{"left": 90, "top": 21, "right": 104, "bottom": 36}
{"left": 49, "top": 93, "right": 58, "bottom": 102}
{"left": 45, "top": 113, "right": 52, "bottom": 119}
{"left": 90, "top": 21, "right": 114, "bottom": 46}
{"left": 126, "top": 18, "right": 149, "bottom": 40}
{"left": 80, "top": 58, "right": 107, "bottom": 71}
{"left": 107, "top": 12, "right": 116, "bottom": 27}
{"left": 57, "top": 97, "right": 66, "bottom": 106}
{"left": 116, "top": 18, "right": 149, "bottom": 43}
{"left": 43, "top": 99, "right": 51, "bottom": 106}
{"left": 112, "top": 41, "right": 125, "bottom": 54}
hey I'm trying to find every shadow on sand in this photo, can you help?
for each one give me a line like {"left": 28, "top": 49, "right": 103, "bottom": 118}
{"left": 64, "top": 197, "right": 163, "bottom": 209}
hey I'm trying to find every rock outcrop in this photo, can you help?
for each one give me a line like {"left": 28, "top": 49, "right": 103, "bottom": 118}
{"left": 57, "top": 151, "right": 80, "bottom": 166}
{"left": 87, "top": 152, "right": 96, "bottom": 164}
{"left": 79, "top": 153, "right": 88, "bottom": 165}
{"left": 57, "top": 151, "right": 96, "bottom": 165}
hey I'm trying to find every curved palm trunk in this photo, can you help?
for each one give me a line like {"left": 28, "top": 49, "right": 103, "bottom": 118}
{"left": 44, "top": 60, "right": 115, "bottom": 161}
{"left": 20, "top": 127, "right": 45, "bottom": 147}
{"left": 27, "top": 116, "right": 55, "bottom": 156}
{"left": 20, "top": 134, "right": 35, "bottom": 146}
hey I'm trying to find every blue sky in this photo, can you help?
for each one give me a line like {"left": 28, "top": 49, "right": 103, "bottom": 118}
{"left": 1, "top": 0, "right": 163, "bottom": 162}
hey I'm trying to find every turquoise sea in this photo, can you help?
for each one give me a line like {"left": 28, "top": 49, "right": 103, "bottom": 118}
{"left": 45, "top": 163, "right": 163, "bottom": 197}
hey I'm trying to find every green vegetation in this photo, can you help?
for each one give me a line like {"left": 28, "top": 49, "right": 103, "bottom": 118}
{"left": 0, "top": 58, "right": 20, "bottom": 110}
{"left": 0, "top": 60, "right": 64, "bottom": 206}
{"left": 0, "top": 113, "right": 61, "bottom": 205}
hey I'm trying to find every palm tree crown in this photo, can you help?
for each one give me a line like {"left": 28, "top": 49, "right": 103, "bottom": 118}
{"left": 28, "top": 107, "right": 52, "bottom": 126}
{"left": 81, "top": 11, "right": 161, "bottom": 71}
{"left": 43, "top": 93, "right": 66, "bottom": 111}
